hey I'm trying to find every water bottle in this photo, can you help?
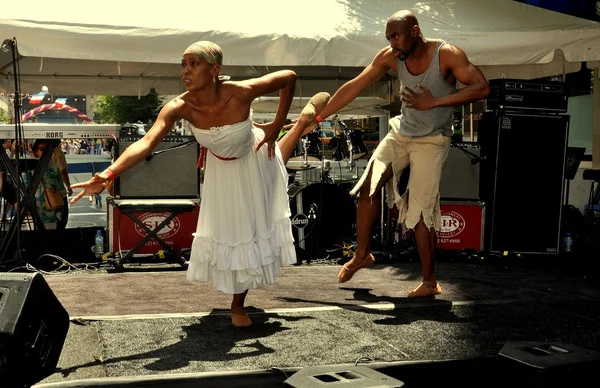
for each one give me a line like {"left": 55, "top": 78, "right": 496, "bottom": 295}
{"left": 94, "top": 229, "right": 104, "bottom": 259}
{"left": 563, "top": 232, "right": 573, "bottom": 253}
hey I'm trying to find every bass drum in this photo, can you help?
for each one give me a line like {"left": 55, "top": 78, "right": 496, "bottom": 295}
{"left": 288, "top": 182, "right": 357, "bottom": 261}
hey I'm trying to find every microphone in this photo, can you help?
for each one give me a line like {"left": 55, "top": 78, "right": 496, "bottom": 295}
{"left": 308, "top": 204, "right": 318, "bottom": 220}
{"left": 1, "top": 38, "right": 15, "bottom": 53}
{"left": 339, "top": 121, "right": 348, "bottom": 130}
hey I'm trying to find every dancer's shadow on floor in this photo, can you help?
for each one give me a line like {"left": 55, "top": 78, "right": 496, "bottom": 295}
{"left": 58, "top": 308, "right": 314, "bottom": 376}
{"left": 279, "top": 287, "right": 467, "bottom": 326}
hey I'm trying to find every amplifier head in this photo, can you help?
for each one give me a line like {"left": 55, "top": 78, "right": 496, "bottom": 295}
{"left": 487, "top": 78, "right": 568, "bottom": 113}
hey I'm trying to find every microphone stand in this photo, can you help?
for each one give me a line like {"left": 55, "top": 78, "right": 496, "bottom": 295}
{"left": 144, "top": 138, "right": 197, "bottom": 161}
{"left": 0, "top": 38, "right": 25, "bottom": 264}
{"left": 451, "top": 140, "right": 483, "bottom": 165}
{"left": 337, "top": 118, "right": 358, "bottom": 179}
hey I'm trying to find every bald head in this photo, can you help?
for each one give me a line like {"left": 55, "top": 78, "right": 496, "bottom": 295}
{"left": 387, "top": 10, "right": 419, "bottom": 33}
{"left": 385, "top": 10, "right": 422, "bottom": 61}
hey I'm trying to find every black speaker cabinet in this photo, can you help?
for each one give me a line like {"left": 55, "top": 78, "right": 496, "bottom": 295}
{"left": 0, "top": 273, "right": 69, "bottom": 387}
{"left": 115, "top": 135, "right": 200, "bottom": 199}
{"left": 479, "top": 111, "right": 569, "bottom": 254}
{"left": 440, "top": 143, "right": 480, "bottom": 200}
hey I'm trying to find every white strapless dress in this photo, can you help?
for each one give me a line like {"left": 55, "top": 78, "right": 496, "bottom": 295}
{"left": 186, "top": 117, "right": 296, "bottom": 294}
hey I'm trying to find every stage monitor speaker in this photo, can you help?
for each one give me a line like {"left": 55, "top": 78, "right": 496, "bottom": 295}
{"left": 0, "top": 272, "right": 70, "bottom": 387}
{"left": 284, "top": 365, "right": 404, "bottom": 387}
{"left": 440, "top": 143, "right": 480, "bottom": 200}
{"left": 497, "top": 341, "right": 600, "bottom": 388}
{"left": 115, "top": 136, "right": 200, "bottom": 199}
{"left": 479, "top": 111, "right": 569, "bottom": 254}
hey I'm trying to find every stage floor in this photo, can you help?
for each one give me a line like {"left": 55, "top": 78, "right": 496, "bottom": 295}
{"left": 29, "top": 257, "right": 600, "bottom": 387}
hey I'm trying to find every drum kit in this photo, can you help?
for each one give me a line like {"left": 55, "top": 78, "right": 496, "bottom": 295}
{"left": 285, "top": 119, "right": 370, "bottom": 177}
{"left": 285, "top": 119, "right": 371, "bottom": 262}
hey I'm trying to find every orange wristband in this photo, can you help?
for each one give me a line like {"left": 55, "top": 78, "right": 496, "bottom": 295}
{"left": 316, "top": 115, "right": 324, "bottom": 123}
{"left": 105, "top": 168, "right": 115, "bottom": 181}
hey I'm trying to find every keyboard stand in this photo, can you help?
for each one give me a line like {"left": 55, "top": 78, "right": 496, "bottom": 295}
{"left": 0, "top": 140, "right": 59, "bottom": 265}
{"left": 110, "top": 199, "right": 196, "bottom": 271}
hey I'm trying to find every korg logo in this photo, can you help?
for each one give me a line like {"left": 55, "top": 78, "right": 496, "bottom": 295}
{"left": 291, "top": 214, "right": 309, "bottom": 229}
{"left": 45, "top": 132, "right": 63, "bottom": 138}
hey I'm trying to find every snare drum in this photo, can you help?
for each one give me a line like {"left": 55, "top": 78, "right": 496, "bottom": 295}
{"left": 287, "top": 129, "right": 323, "bottom": 171}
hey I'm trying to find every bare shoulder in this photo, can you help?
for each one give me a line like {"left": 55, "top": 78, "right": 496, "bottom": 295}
{"left": 162, "top": 94, "right": 185, "bottom": 113}
{"left": 221, "top": 80, "right": 247, "bottom": 95}
{"left": 222, "top": 77, "right": 268, "bottom": 102}
{"left": 439, "top": 42, "right": 470, "bottom": 64}
{"left": 169, "top": 93, "right": 187, "bottom": 108}
{"left": 374, "top": 46, "right": 397, "bottom": 71}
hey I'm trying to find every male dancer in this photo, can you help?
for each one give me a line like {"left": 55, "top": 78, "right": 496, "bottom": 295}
{"left": 288, "top": 10, "right": 490, "bottom": 297}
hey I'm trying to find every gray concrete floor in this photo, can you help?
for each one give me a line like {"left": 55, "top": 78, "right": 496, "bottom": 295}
{"left": 25, "top": 257, "right": 600, "bottom": 387}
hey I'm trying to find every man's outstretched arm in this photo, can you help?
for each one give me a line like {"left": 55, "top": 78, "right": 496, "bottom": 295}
{"left": 318, "top": 48, "right": 392, "bottom": 120}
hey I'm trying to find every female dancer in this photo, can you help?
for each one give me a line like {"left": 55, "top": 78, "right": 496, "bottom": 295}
{"left": 71, "top": 41, "right": 328, "bottom": 327}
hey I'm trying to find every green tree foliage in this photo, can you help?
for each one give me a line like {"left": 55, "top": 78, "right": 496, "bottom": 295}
{"left": 93, "top": 88, "right": 164, "bottom": 124}
{"left": 0, "top": 110, "right": 10, "bottom": 123}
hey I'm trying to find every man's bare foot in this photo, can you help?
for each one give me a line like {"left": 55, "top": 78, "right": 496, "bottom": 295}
{"left": 407, "top": 281, "right": 442, "bottom": 298}
{"left": 338, "top": 254, "right": 375, "bottom": 283}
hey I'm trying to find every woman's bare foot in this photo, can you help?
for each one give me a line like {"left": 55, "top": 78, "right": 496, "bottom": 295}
{"left": 231, "top": 307, "right": 252, "bottom": 327}
{"left": 278, "top": 92, "right": 330, "bottom": 164}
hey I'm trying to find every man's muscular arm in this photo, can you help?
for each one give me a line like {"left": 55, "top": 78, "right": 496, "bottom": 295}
{"left": 434, "top": 44, "right": 490, "bottom": 107}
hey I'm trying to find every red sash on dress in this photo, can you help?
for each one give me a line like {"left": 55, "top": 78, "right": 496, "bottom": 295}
{"left": 197, "top": 146, "right": 238, "bottom": 169}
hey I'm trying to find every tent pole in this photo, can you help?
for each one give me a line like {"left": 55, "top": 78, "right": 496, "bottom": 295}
{"left": 594, "top": 67, "right": 600, "bottom": 170}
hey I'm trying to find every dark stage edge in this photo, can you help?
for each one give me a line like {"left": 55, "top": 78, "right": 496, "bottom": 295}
{"left": 32, "top": 298, "right": 600, "bottom": 388}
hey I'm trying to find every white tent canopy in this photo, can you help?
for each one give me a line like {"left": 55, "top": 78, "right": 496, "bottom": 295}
{"left": 251, "top": 96, "right": 390, "bottom": 117}
{"left": 1, "top": 0, "right": 600, "bottom": 97}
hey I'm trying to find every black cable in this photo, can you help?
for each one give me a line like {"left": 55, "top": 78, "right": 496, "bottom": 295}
{"left": 315, "top": 135, "right": 325, "bottom": 259}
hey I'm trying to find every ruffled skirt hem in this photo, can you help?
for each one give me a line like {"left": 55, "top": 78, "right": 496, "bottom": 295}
{"left": 186, "top": 217, "right": 296, "bottom": 294}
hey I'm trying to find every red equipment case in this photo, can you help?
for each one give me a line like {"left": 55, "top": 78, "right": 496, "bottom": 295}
{"left": 107, "top": 198, "right": 200, "bottom": 255}
{"left": 437, "top": 201, "right": 486, "bottom": 252}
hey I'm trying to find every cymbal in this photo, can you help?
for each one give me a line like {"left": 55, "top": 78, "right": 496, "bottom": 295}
{"left": 286, "top": 158, "right": 321, "bottom": 171}
{"left": 379, "top": 102, "right": 402, "bottom": 111}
